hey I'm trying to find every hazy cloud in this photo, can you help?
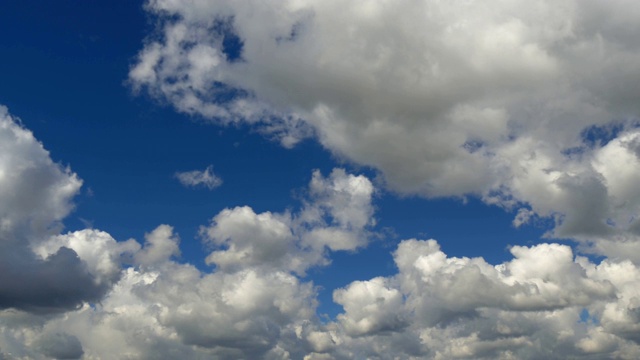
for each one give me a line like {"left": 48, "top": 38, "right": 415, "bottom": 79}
{"left": 175, "top": 165, "right": 223, "bottom": 190}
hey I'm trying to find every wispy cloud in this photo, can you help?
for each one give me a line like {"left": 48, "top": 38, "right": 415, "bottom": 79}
{"left": 175, "top": 165, "right": 222, "bottom": 190}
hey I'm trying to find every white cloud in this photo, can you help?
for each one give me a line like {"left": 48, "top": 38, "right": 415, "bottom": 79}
{"left": 131, "top": 0, "right": 640, "bottom": 249}
{"left": 201, "top": 168, "right": 376, "bottom": 275}
{"left": 0, "top": 107, "right": 126, "bottom": 313}
{"left": 3, "top": 162, "right": 640, "bottom": 358}
{"left": 175, "top": 165, "right": 223, "bottom": 190}
{"left": 324, "top": 239, "right": 640, "bottom": 359}
{"left": 35, "top": 229, "right": 139, "bottom": 286}
{"left": 333, "top": 277, "right": 407, "bottom": 336}
{"left": 0, "top": 106, "right": 81, "bottom": 240}
{"left": 0, "top": 224, "right": 320, "bottom": 359}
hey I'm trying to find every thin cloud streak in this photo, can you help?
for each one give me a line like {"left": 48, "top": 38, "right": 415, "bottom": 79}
{"left": 175, "top": 165, "right": 223, "bottom": 190}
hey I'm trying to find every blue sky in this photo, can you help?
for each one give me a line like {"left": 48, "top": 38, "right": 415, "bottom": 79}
{"left": 0, "top": 0, "right": 543, "bottom": 310}
{"left": 1, "top": 1, "right": 640, "bottom": 359}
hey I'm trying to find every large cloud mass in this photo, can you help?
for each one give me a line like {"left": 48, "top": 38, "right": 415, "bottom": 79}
{"left": 130, "top": 0, "right": 640, "bottom": 251}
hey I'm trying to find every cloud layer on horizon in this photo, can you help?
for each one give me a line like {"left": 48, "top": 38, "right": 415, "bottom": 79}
{"left": 2, "top": 106, "right": 640, "bottom": 358}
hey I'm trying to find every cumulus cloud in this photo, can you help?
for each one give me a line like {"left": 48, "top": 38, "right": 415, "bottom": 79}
{"left": 0, "top": 107, "right": 81, "bottom": 239}
{"left": 0, "top": 106, "right": 381, "bottom": 358}
{"left": 202, "top": 168, "right": 376, "bottom": 274}
{"left": 333, "top": 277, "right": 407, "bottom": 336}
{"left": 2, "top": 145, "right": 640, "bottom": 359}
{"left": 175, "top": 165, "right": 223, "bottom": 190}
{"left": 0, "top": 107, "right": 131, "bottom": 313}
{"left": 2, "top": 152, "right": 640, "bottom": 358}
{"left": 130, "top": 0, "right": 640, "bottom": 248}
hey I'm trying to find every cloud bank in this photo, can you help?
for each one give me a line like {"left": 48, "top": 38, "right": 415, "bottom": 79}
{"left": 3, "top": 105, "right": 640, "bottom": 359}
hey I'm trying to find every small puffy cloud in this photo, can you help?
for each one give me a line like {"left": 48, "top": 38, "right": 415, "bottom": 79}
{"left": 201, "top": 168, "right": 376, "bottom": 274}
{"left": 298, "top": 169, "right": 375, "bottom": 253}
{"left": 175, "top": 165, "right": 223, "bottom": 190}
{"left": 203, "top": 206, "right": 296, "bottom": 272}
{"left": 393, "top": 240, "right": 614, "bottom": 320}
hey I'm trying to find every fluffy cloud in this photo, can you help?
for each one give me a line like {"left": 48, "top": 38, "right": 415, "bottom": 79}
{"left": 333, "top": 277, "right": 407, "bottom": 336}
{"left": 3, "top": 149, "right": 640, "bottom": 359}
{"left": 202, "top": 168, "right": 376, "bottom": 274}
{"left": 325, "top": 239, "right": 640, "bottom": 359}
{"left": 0, "top": 107, "right": 377, "bottom": 357}
{"left": 134, "top": 225, "right": 181, "bottom": 267}
{"left": 0, "top": 107, "right": 81, "bottom": 239}
{"left": 3, "top": 146, "right": 640, "bottom": 358}
{"left": 0, "top": 107, "right": 128, "bottom": 313}
{"left": 130, "top": 0, "right": 640, "bottom": 247}
{"left": 175, "top": 165, "right": 223, "bottom": 190}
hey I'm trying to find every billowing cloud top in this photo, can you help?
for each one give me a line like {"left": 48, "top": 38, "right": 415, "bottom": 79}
{"left": 0, "top": 107, "right": 120, "bottom": 314}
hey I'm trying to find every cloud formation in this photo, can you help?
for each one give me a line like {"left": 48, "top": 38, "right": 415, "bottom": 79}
{"left": 3, "top": 0, "right": 640, "bottom": 358}
{"left": 175, "top": 165, "right": 223, "bottom": 190}
{"left": 0, "top": 107, "right": 379, "bottom": 358}
{"left": 2, "top": 105, "right": 640, "bottom": 358}
{"left": 0, "top": 107, "right": 131, "bottom": 314}
{"left": 130, "top": 0, "right": 640, "bottom": 250}
{"left": 202, "top": 168, "right": 375, "bottom": 274}
{"left": 8, "top": 232, "right": 640, "bottom": 358}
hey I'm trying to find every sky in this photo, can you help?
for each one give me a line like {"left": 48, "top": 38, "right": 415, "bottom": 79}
{"left": 1, "top": 0, "right": 640, "bottom": 359}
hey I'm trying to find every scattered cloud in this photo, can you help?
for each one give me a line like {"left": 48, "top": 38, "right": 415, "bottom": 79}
{"left": 2, "top": 105, "right": 640, "bottom": 358}
{"left": 3, "top": 0, "right": 640, "bottom": 357}
{"left": 175, "top": 165, "right": 223, "bottom": 190}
